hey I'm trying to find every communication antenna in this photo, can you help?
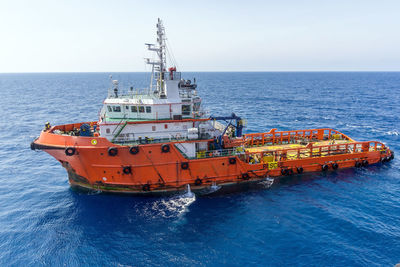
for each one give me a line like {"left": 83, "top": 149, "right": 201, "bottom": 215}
{"left": 144, "top": 18, "right": 167, "bottom": 98}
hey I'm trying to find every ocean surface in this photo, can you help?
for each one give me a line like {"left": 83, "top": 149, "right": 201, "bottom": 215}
{"left": 0, "top": 72, "right": 400, "bottom": 266}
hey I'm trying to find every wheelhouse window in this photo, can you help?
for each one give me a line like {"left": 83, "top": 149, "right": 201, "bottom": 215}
{"left": 139, "top": 106, "right": 145, "bottom": 113}
{"left": 146, "top": 106, "right": 151, "bottom": 113}
{"left": 131, "top": 106, "right": 137, "bottom": 112}
{"left": 107, "top": 106, "right": 112, "bottom": 112}
{"left": 182, "top": 105, "right": 191, "bottom": 115}
{"left": 112, "top": 105, "right": 121, "bottom": 112}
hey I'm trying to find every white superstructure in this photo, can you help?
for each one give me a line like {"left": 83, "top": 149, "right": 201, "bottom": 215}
{"left": 98, "top": 18, "right": 220, "bottom": 144}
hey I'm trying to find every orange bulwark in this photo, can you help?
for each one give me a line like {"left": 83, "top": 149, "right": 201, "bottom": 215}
{"left": 31, "top": 123, "right": 394, "bottom": 195}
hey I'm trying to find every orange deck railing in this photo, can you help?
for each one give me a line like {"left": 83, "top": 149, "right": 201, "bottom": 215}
{"left": 242, "top": 140, "right": 386, "bottom": 164}
{"left": 243, "top": 128, "right": 353, "bottom": 147}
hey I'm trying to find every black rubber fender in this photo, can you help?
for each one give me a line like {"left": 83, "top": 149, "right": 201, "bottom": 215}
{"left": 242, "top": 173, "right": 250, "bottom": 180}
{"left": 65, "top": 147, "right": 76, "bottom": 156}
{"left": 322, "top": 164, "right": 329, "bottom": 171}
{"left": 195, "top": 178, "right": 202, "bottom": 185}
{"left": 181, "top": 162, "right": 189, "bottom": 170}
{"left": 129, "top": 146, "right": 139, "bottom": 155}
{"left": 332, "top": 163, "right": 339, "bottom": 169}
{"left": 229, "top": 157, "right": 236, "bottom": 164}
{"left": 161, "top": 144, "right": 170, "bottom": 153}
{"left": 355, "top": 161, "right": 362, "bottom": 168}
{"left": 142, "top": 184, "right": 150, "bottom": 191}
{"left": 108, "top": 147, "right": 118, "bottom": 156}
{"left": 123, "top": 166, "right": 132, "bottom": 174}
{"left": 297, "top": 167, "right": 304, "bottom": 174}
{"left": 362, "top": 160, "right": 369, "bottom": 167}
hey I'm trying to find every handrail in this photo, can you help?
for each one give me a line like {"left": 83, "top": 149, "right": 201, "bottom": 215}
{"left": 243, "top": 140, "right": 386, "bottom": 164}
{"left": 111, "top": 121, "right": 128, "bottom": 143}
{"left": 243, "top": 128, "right": 353, "bottom": 147}
{"left": 111, "top": 114, "right": 127, "bottom": 135}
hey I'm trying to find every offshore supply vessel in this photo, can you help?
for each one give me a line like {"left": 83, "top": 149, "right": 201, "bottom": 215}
{"left": 31, "top": 19, "right": 394, "bottom": 195}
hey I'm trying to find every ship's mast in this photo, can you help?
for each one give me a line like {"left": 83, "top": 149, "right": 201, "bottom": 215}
{"left": 145, "top": 18, "right": 167, "bottom": 98}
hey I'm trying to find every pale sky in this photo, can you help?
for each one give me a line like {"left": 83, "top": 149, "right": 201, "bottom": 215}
{"left": 1, "top": 0, "right": 399, "bottom": 72}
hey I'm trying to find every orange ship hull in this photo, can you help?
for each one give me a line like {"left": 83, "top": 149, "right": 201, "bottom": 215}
{"left": 31, "top": 122, "right": 394, "bottom": 195}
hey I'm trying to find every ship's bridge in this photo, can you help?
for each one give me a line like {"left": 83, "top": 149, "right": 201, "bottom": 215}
{"left": 101, "top": 74, "right": 202, "bottom": 122}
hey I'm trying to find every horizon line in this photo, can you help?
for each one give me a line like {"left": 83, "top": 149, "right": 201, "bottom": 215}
{"left": 1, "top": 70, "right": 400, "bottom": 74}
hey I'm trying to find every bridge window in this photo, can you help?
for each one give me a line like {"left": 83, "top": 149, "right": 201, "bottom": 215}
{"left": 112, "top": 106, "right": 121, "bottom": 112}
{"left": 106, "top": 128, "right": 110, "bottom": 134}
{"left": 131, "top": 106, "right": 137, "bottom": 112}
{"left": 107, "top": 106, "right": 112, "bottom": 112}
{"left": 146, "top": 106, "right": 151, "bottom": 113}
{"left": 152, "top": 126, "right": 156, "bottom": 131}
{"left": 182, "top": 105, "right": 191, "bottom": 115}
{"left": 139, "top": 106, "right": 145, "bottom": 113}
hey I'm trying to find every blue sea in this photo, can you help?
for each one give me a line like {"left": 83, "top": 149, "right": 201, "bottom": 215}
{"left": 0, "top": 72, "right": 399, "bottom": 266}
